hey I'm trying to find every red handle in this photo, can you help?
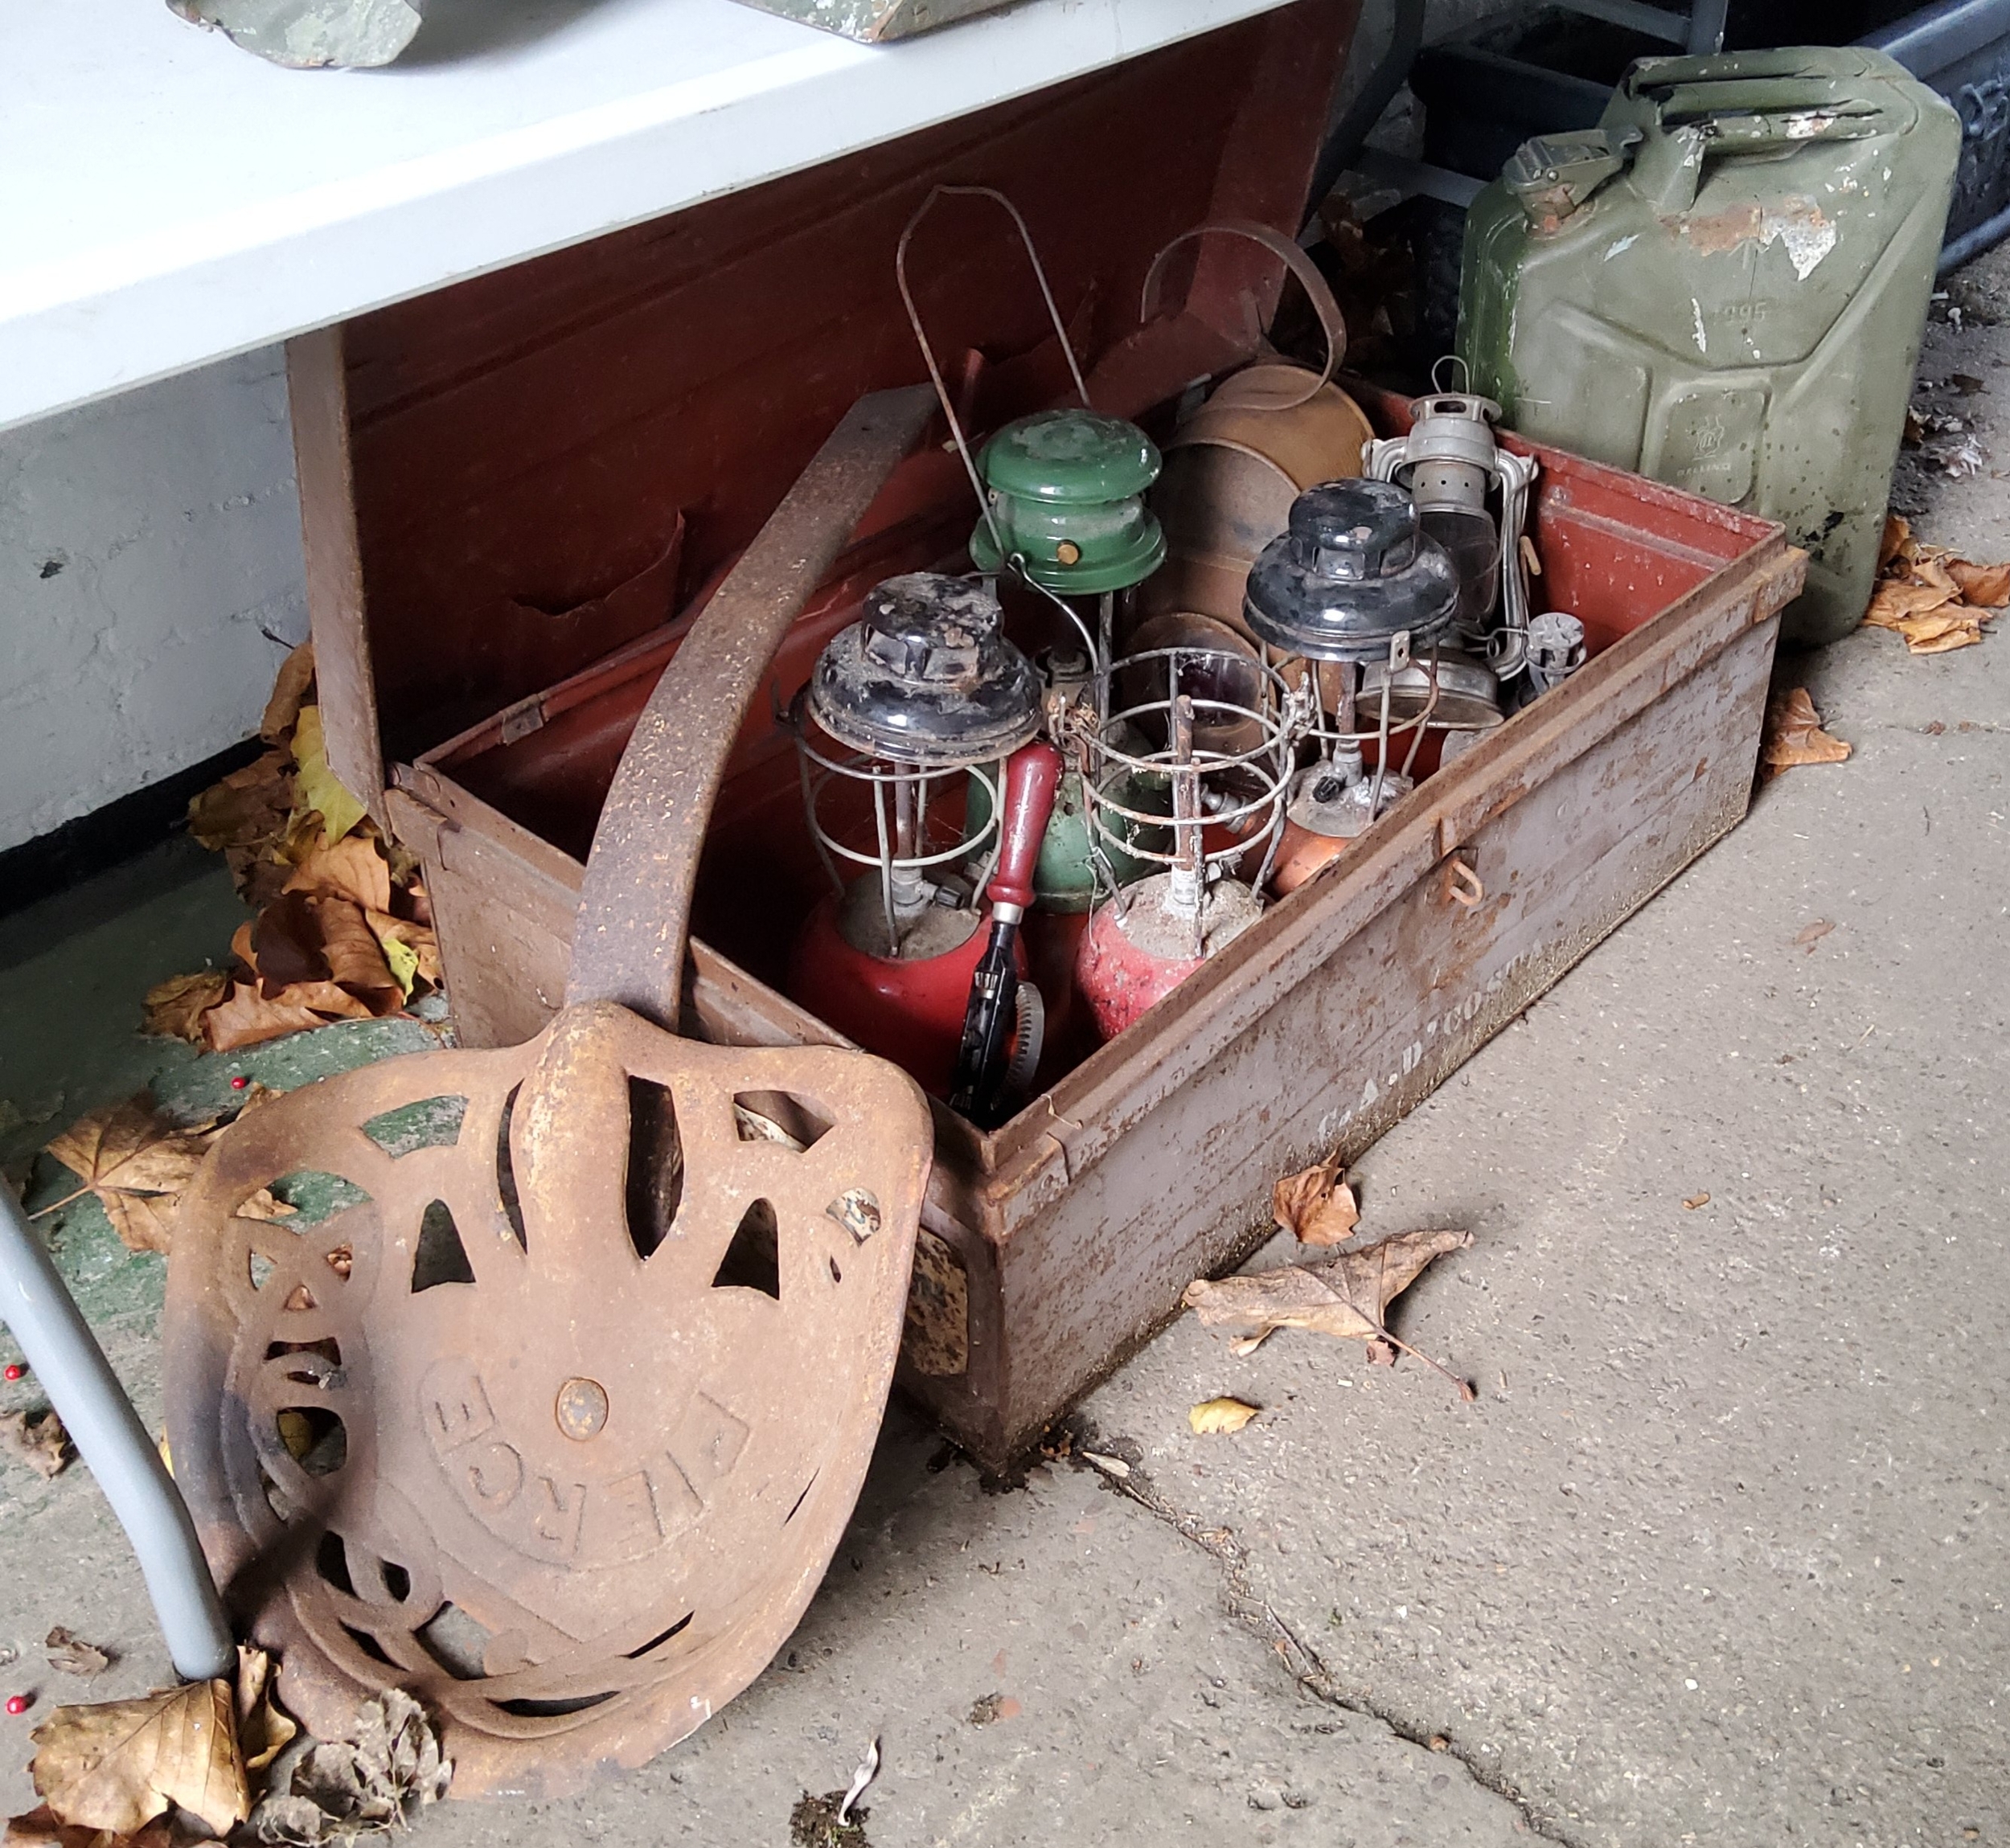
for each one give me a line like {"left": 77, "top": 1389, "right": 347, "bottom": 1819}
{"left": 989, "top": 740, "right": 1064, "bottom": 915}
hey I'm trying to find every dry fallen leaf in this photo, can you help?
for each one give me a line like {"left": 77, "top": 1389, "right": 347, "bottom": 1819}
{"left": 248, "top": 1689, "right": 449, "bottom": 1846}
{"left": 1864, "top": 601, "right": 1987, "bottom": 654}
{"left": 1272, "top": 1155, "right": 1360, "bottom": 1248}
{"left": 1794, "top": 920, "right": 1835, "bottom": 949}
{"left": 1878, "top": 513, "right": 1913, "bottom": 572}
{"left": 284, "top": 836, "right": 392, "bottom": 916}
{"left": 301, "top": 900, "right": 402, "bottom": 1011}
{"left": 1762, "top": 688, "right": 1852, "bottom": 774}
{"left": 1188, "top": 1396, "right": 1260, "bottom": 1435}
{"left": 1682, "top": 1193, "right": 1712, "bottom": 1211}
{"left": 187, "top": 751, "right": 293, "bottom": 861}
{"left": 236, "top": 1187, "right": 298, "bottom": 1224}
{"left": 260, "top": 643, "right": 316, "bottom": 746}
{"left": 250, "top": 893, "right": 399, "bottom": 1011}
{"left": 5, "top": 1806, "right": 172, "bottom": 1847}
{"left": 30, "top": 1679, "right": 247, "bottom": 1838}
{"left": 1185, "top": 1227, "right": 1476, "bottom": 1399}
{"left": 364, "top": 912, "right": 440, "bottom": 998}
{"left": 235, "top": 1648, "right": 297, "bottom": 1784}
{"left": 0, "top": 1410, "right": 71, "bottom": 1478}
{"left": 43, "top": 1631, "right": 109, "bottom": 1680}
{"left": 291, "top": 707, "right": 367, "bottom": 850}
{"left": 139, "top": 971, "right": 231, "bottom": 1045}
{"left": 203, "top": 981, "right": 370, "bottom": 1055}
{"left": 37, "top": 1096, "right": 219, "bottom": 1255}
{"left": 1948, "top": 559, "right": 2010, "bottom": 608}
{"left": 1866, "top": 577, "right": 1959, "bottom": 625}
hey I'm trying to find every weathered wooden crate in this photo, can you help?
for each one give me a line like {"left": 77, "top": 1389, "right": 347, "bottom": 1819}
{"left": 285, "top": 0, "right": 1803, "bottom": 1470}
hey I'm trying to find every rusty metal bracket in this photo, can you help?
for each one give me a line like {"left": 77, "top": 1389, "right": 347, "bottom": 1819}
{"left": 1441, "top": 854, "right": 1486, "bottom": 909}
{"left": 166, "top": 389, "right": 940, "bottom": 1799}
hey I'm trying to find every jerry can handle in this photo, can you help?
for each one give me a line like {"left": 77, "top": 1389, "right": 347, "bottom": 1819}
{"left": 1660, "top": 92, "right": 1890, "bottom": 146}
{"left": 1626, "top": 46, "right": 1888, "bottom": 92}
{"left": 1622, "top": 53, "right": 1906, "bottom": 143}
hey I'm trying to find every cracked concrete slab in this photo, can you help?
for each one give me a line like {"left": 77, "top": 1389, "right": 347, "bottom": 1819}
{"left": 0, "top": 1396, "right": 1535, "bottom": 1846}
{"left": 1081, "top": 607, "right": 2010, "bottom": 1842}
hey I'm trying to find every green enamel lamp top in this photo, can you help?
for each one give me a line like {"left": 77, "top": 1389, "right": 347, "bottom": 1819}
{"left": 978, "top": 410, "right": 1162, "bottom": 502}
{"left": 970, "top": 408, "right": 1167, "bottom": 592}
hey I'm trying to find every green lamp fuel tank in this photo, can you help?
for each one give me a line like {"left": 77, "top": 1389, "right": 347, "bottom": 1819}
{"left": 1458, "top": 49, "right": 1959, "bottom": 646}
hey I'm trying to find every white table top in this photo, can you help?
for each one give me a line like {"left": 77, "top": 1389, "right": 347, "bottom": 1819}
{"left": 1, "top": 0, "right": 1297, "bottom": 432}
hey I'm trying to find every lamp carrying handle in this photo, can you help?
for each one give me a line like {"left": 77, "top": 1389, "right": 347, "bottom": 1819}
{"left": 1139, "top": 220, "right": 1348, "bottom": 411}
{"left": 896, "top": 185, "right": 1093, "bottom": 567}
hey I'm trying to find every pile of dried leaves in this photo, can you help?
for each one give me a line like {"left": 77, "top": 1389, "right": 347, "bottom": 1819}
{"left": 249, "top": 1689, "right": 449, "bottom": 1846}
{"left": 6, "top": 1651, "right": 449, "bottom": 1848}
{"left": 1901, "top": 404, "right": 1986, "bottom": 480}
{"left": 33, "top": 1088, "right": 285, "bottom": 1258}
{"left": 1183, "top": 1155, "right": 1475, "bottom": 1399}
{"left": 156, "top": 645, "right": 440, "bottom": 1054}
{"left": 1864, "top": 515, "right": 2010, "bottom": 654}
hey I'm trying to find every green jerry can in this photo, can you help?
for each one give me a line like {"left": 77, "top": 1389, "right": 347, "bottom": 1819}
{"left": 1458, "top": 48, "right": 1959, "bottom": 645}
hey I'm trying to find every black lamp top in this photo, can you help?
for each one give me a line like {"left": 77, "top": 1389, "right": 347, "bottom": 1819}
{"left": 810, "top": 572, "right": 1043, "bottom": 768}
{"left": 1243, "top": 479, "right": 1461, "bottom": 662}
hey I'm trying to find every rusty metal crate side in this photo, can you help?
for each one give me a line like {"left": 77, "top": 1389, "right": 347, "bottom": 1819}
{"left": 942, "top": 603, "right": 1785, "bottom": 1465}
{"left": 980, "top": 535, "right": 1803, "bottom": 1207}
{"left": 388, "top": 476, "right": 1801, "bottom": 1471}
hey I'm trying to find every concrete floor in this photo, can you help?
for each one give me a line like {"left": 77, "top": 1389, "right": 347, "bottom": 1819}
{"left": 3, "top": 288, "right": 2008, "bottom": 1847}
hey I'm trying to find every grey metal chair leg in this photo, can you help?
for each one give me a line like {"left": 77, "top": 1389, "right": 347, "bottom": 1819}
{"left": 0, "top": 1186, "right": 234, "bottom": 1682}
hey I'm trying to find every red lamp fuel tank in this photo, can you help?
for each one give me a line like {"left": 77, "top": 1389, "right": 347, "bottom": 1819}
{"left": 1072, "top": 638, "right": 1296, "bottom": 1041}
{"left": 786, "top": 572, "right": 1059, "bottom": 1105}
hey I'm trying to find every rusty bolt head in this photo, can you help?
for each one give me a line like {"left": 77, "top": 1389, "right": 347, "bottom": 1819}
{"left": 555, "top": 1377, "right": 610, "bottom": 1441}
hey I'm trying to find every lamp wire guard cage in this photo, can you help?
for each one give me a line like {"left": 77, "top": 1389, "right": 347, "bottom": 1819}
{"left": 1065, "top": 643, "right": 1302, "bottom": 957}
{"left": 1262, "top": 628, "right": 1446, "bottom": 829}
{"left": 787, "top": 686, "right": 1008, "bottom": 961}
